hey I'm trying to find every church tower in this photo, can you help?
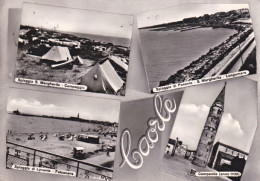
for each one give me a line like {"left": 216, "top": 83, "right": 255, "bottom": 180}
{"left": 192, "top": 83, "right": 226, "bottom": 167}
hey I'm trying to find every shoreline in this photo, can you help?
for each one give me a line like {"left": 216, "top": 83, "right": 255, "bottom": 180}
{"left": 159, "top": 27, "right": 254, "bottom": 87}
{"left": 206, "top": 33, "right": 255, "bottom": 76}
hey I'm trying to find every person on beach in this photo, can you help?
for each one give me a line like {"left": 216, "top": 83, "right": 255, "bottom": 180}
{"left": 106, "top": 149, "right": 110, "bottom": 157}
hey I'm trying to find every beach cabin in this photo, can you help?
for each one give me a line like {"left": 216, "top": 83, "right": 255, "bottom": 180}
{"left": 73, "top": 147, "right": 87, "bottom": 159}
{"left": 77, "top": 134, "right": 100, "bottom": 144}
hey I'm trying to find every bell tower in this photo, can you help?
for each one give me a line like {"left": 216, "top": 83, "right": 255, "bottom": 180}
{"left": 192, "top": 83, "right": 226, "bottom": 167}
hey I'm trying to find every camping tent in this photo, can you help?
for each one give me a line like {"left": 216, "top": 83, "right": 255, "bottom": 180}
{"left": 74, "top": 56, "right": 84, "bottom": 65}
{"left": 80, "top": 63, "right": 107, "bottom": 93}
{"left": 100, "top": 60, "right": 124, "bottom": 92}
{"left": 80, "top": 60, "right": 124, "bottom": 94}
{"left": 109, "top": 55, "right": 128, "bottom": 71}
{"left": 41, "top": 46, "right": 72, "bottom": 63}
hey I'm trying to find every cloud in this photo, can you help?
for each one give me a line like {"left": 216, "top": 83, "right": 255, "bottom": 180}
{"left": 8, "top": 99, "right": 56, "bottom": 110}
{"left": 7, "top": 98, "right": 65, "bottom": 116}
{"left": 219, "top": 113, "right": 245, "bottom": 137}
{"left": 170, "top": 103, "right": 245, "bottom": 150}
{"left": 7, "top": 97, "right": 120, "bottom": 122}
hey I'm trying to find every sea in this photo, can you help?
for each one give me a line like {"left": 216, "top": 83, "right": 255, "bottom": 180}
{"left": 69, "top": 32, "right": 130, "bottom": 47}
{"left": 139, "top": 27, "right": 237, "bottom": 89}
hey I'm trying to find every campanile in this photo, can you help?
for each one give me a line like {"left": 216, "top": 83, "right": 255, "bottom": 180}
{"left": 192, "top": 83, "right": 226, "bottom": 167}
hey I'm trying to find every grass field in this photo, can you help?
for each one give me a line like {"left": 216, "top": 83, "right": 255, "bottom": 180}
{"left": 15, "top": 50, "right": 95, "bottom": 84}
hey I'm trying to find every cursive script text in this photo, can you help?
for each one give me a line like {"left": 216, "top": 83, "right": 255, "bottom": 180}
{"left": 119, "top": 94, "right": 177, "bottom": 169}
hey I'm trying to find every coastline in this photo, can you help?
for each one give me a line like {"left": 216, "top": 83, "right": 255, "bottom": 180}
{"left": 159, "top": 27, "right": 254, "bottom": 87}
{"left": 204, "top": 33, "right": 255, "bottom": 76}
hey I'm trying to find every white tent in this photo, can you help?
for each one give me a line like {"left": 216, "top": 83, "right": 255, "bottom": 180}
{"left": 99, "top": 60, "right": 124, "bottom": 92}
{"left": 109, "top": 55, "right": 128, "bottom": 71}
{"left": 41, "top": 46, "right": 72, "bottom": 63}
{"left": 80, "top": 63, "right": 107, "bottom": 93}
{"left": 80, "top": 60, "right": 124, "bottom": 94}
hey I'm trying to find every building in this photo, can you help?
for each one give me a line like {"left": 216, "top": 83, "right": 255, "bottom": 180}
{"left": 77, "top": 134, "right": 100, "bottom": 144}
{"left": 208, "top": 142, "right": 248, "bottom": 169}
{"left": 13, "top": 109, "right": 20, "bottom": 115}
{"left": 192, "top": 83, "right": 226, "bottom": 167}
{"left": 208, "top": 142, "right": 248, "bottom": 181}
{"left": 184, "top": 150, "right": 196, "bottom": 161}
{"left": 165, "top": 138, "right": 187, "bottom": 157}
{"left": 165, "top": 144, "right": 175, "bottom": 156}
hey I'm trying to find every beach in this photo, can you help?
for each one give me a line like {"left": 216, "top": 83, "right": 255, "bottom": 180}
{"left": 139, "top": 28, "right": 236, "bottom": 89}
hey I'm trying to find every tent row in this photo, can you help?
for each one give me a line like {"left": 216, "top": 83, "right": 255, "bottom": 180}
{"left": 40, "top": 46, "right": 128, "bottom": 95}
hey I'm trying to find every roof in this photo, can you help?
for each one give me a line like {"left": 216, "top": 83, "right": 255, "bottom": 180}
{"left": 213, "top": 83, "right": 226, "bottom": 105}
{"left": 18, "top": 38, "right": 28, "bottom": 44}
{"left": 88, "top": 135, "right": 100, "bottom": 138}
{"left": 41, "top": 46, "right": 72, "bottom": 63}
{"left": 233, "top": 19, "right": 252, "bottom": 24}
{"left": 74, "top": 147, "right": 85, "bottom": 150}
{"left": 109, "top": 55, "right": 128, "bottom": 71}
{"left": 168, "top": 138, "right": 176, "bottom": 145}
{"left": 78, "top": 134, "right": 99, "bottom": 138}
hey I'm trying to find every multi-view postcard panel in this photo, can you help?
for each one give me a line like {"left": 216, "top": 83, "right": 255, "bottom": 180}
{"left": 15, "top": 3, "right": 133, "bottom": 96}
{"left": 113, "top": 90, "right": 184, "bottom": 181}
{"left": 6, "top": 1, "right": 260, "bottom": 181}
{"left": 160, "top": 77, "right": 257, "bottom": 181}
{"left": 137, "top": 4, "right": 257, "bottom": 92}
{"left": 6, "top": 88, "right": 121, "bottom": 180}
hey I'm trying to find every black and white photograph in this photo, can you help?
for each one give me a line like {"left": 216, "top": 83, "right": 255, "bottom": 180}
{"left": 137, "top": 4, "right": 257, "bottom": 92}
{"left": 113, "top": 90, "right": 183, "bottom": 181}
{"left": 15, "top": 3, "right": 133, "bottom": 96}
{"left": 160, "top": 78, "right": 257, "bottom": 181}
{"left": 5, "top": 89, "right": 121, "bottom": 180}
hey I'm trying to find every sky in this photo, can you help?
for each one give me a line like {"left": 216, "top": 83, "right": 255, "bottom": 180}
{"left": 7, "top": 89, "right": 120, "bottom": 123}
{"left": 21, "top": 3, "right": 133, "bottom": 39}
{"left": 137, "top": 4, "right": 249, "bottom": 28}
{"left": 169, "top": 78, "right": 257, "bottom": 153}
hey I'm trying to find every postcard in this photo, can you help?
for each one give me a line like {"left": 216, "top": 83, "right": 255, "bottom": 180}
{"left": 137, "top": 4, "right": 257, "bottom": 93}
{"left": 6, "top": 88, "right": 121, "bottom": 180}
{"left": 160, "top": 77, "right": 257, "bottom": 181}
{"left": 14, "top": 3, "right": 133, "bottom": 96}
{"left": 113, "top": 90, "right": 183, "bottom": 181}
